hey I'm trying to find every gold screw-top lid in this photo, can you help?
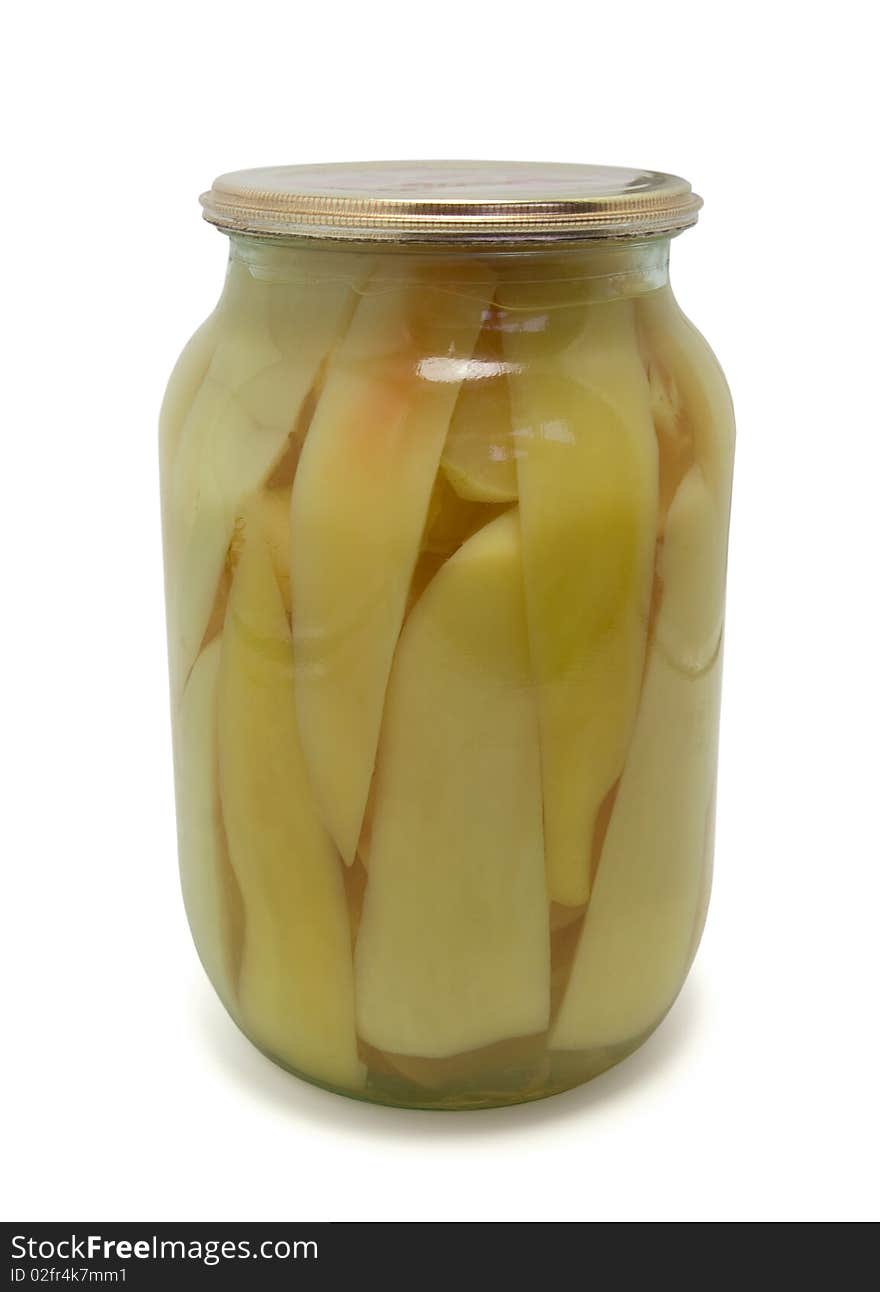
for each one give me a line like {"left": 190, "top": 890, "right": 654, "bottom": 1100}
{"left": 200, "top": 160, "right": 702, "bottom": 244}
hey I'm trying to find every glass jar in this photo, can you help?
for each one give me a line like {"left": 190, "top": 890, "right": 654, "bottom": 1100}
{"left": 160, "top": 162, "right": 734, "bottom": 1109}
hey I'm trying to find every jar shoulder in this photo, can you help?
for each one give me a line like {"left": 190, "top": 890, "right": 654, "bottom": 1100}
{"left": 635, "top": 286, "right": 735, "bottom": 495}
{"left": 643, "top": 287, "right": 735, "bottom": 426}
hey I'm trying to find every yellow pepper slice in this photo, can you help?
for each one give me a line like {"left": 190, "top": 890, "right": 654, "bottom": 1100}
{"left": 550, "top": 645, "right": 722, "bottom": 1050}
{"left": 218, "top": 508, "right": 363, "bottom": 1090}
{"left": 504, "top": 295, "right": 658, "bottom": 906}
{"left": 290, "top": 258, "right": 493, "bottom": 863}
{"left": 173, "top": 637, "right": 242, "bottom": 1013}
{"left": 355, "top": 511, "right": 550, "bottom": 1059}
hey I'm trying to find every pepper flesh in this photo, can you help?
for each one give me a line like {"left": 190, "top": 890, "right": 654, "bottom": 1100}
{"left": 504, "top": 295, "right": 658, "bottom": 907}
{"left": 552, "top": 289, "right": 732, "bottom": 1049}
{"left": 355, "top": 511, "right": 550, "bottom": 1059}
{"left": 218, "top": 507, "right": 363, "bottom": 1089}
{"left": 172, "top": 637, "right": 242, "bottom": 1013}
{"left": 290, "top": 260, "right": 493, "bottom": 864}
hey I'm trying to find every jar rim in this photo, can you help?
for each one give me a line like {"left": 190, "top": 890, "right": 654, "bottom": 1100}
{"left": 199, "top": 160, "right": 702, "bottom": 245}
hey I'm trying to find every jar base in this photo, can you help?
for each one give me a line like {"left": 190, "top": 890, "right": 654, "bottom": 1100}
{"left": 230, "top": 1010, "right": 660, "bottom": 1111}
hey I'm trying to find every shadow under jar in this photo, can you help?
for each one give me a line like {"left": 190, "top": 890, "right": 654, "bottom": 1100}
{"left": 160, "top": 161, "right": 735, "bottom": 1110}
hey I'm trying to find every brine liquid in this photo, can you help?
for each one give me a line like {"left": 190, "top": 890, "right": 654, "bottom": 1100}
{"left": 161, "top": 237, "right": 733, "bottom": 1109}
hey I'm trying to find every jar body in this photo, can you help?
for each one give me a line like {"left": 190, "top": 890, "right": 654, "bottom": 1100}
{"left": 160, "top": 234, "right": 734, "bottom": 1109}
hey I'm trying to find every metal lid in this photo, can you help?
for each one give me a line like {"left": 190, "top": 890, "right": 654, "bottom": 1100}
{"left": 200, "top": 160, "right": 702, "bottom": 244}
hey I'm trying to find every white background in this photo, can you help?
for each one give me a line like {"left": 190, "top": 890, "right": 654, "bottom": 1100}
{"left": 3, "top": 0, "right": 878, "bottom": 1224}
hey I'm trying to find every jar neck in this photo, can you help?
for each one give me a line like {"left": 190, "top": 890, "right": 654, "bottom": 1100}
{"left": 221, "top": 234, "right": 671, "bottom": 306}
